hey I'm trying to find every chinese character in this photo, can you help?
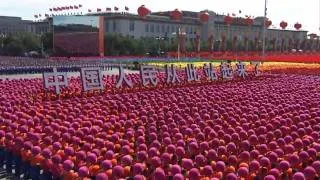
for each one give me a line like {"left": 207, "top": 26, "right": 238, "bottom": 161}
{"left": 140, "top": 65, "right": 158, "bottom": 87}
{"left": 185, "top": 64, "right": 200, "bottom": 82}
{"left": 203, "top": 63, "right": 218, "bottom": 81}
{"left": 165, "top": 64, "right": 180, "bottom": 84}
{"left": 43, "top": 67, "right": 68, "bottom": 94}
{"left": 80, "top": 67, "right": 104, "bottom": 91}
{"left": 236, "top": 61, "right": 248, "bottom": 78}
{"left": 252, "top": 61, "right": 261, "bottom": 76}
{"left": 221, "top": 62, "right": 233, "bottom": 80}
{"left": 116, "top": 65, "right": 133, "bottom": 88}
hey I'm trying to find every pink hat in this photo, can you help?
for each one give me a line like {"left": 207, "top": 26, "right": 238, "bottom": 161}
{"left": 303, "top": 166, "right": 316, "bottom": 180}
{"left": 216, "top": 161, "right": 226, "bottom": 172}
{"left": 279, "top": 160, "right": 290, "bottom": 171}
{"left": 260, "top": 157, "right": 270, "bottom": 167}
{"left": 268, "top": 168, "right": 280, "bottom": 178}
{"left": 298, "top": 151, "right": 309, "bottom": 162}
{"left": 42, "top": 148, "right": 52, "bottom": 159}
{"left": 133, "top": 163, "right": 145, "bottom": 175}
{"left": 202, "top": 165, "right": 213, "bottom": 176}
{"left": 87, "top": 153, "right": 97, "bottom": 164}
{"left": 207, "top": 149, "right": 218, "bottom": 161}
{"left": 195, "top": 154, "right": 206, "bottom": 167}
{"left": 264, "top": 175, "right": 276, "bottom": 180}
{"left": 153, "top": 168, "right": 166, "bottom": 180}
{"left": 63, "top": 160, "right": 74, "bottom": 171}
{"left": 121, "top": 155, "right": 133, "bottom": 166}
{"left": 181, "top": 159, "right": 194, "bottom": 170}
{"left": 171, "top": 164, "right": 182, "bottom": 175}
{"left": 151, "top": 156, "right": 161, "bottom": 167}
{"left": 173, "top": 173, "right": 184, "bottom": 180}
{"left": 78, "top": 166, "right": 89, "bottom": 177}
{"left": 238, "top": 167, "right": 249, "bottom": 177}
{"left": 249, "top": 160, "right": 260, "bottom": 172}
{"left": 134, "top": 175, "right": 145, "bottom": 180}
{"left": 113, "top": 165, "right": 124, "bottom": 178}
{"left": 189, "top": 168, "right": 200, "bottom": 180}
{"left": 311, "top": 161, "right": 320, "bottom": 174}
{"left": 101, "top": 160, "right": 112, "bottom": 170}
{"left": 226, "top": 173, "right": 237, "bottom": 180}
{"left": 176, "top": 147, "right": 185, "bottom": 157}
{"left": 292, "top": 172, "right": 305, "bottom": 180}
{"left": 31, "top": 146, "right": 41, "bottom": 155}
{"left": 96, "top": 173, "right": 108, "bottom": 180}
{"left": 64, "top": 146, "right": 74, "bottom": 156}
{"left": 137, "top": 151, "right": 148, "bottom": 162}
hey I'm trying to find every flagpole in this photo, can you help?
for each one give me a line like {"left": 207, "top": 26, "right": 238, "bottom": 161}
{"left": 262, "top": 0, "right": 267, "bottom": 61}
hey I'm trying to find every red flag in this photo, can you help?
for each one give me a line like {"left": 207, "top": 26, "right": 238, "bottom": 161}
{"left": 125, "top": 6, "right": 129, "bottom": 11}
{"left": 88, "top": 9, "right": 92, "bottom": 12}
{"left": 49, "top": 8, "right": 52, "bottom": 11}
{"left": 114, "top": 6, "right": 119, "bottom": 11}
{"left": 79, "top": 4, "right": 82, "bottom": 8}
{"left": 97, "top": 8, "right": 102, "bottom": 12}
{"left": 106, "top": 7, "right": 111, "bottom": 11}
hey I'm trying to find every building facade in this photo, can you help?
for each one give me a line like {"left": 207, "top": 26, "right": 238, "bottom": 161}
{"left": 97, "top": 11, "right": 307, "bottom": 44}
{"left": 0, "top": 16, "right": 31, "bottom": 36}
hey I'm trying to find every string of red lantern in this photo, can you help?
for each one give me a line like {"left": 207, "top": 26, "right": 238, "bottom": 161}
{"left": 294, "top": 23, "right": 302, "bottom": 30}
{"left": 200, "top": 12, "right": 209, "bottom": 23}
{"left": 171, "top": 9, "right": 183, "bottom": 21}
{"left": 137, "top": 5, "right": 151, "bottom": 18}
{"left": 280, "top": 21, "right": 288, "bottom": 30}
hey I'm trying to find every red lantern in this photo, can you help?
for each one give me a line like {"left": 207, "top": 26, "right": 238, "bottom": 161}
{"left": 224, "top": 15, "right": 233, "bottom": 25}
{"left": 171, "top": 9, "right": 183, "bottom": 21}
{"left": 245, "top": 18, "right": 254, "bottom": 26}
{"left": 294, "top": 23, "right": 302, "bottom": 30}
{"left": 265, "top": 19, "right": 272, "bottom": 28}
{"left": 137, "top": 5, "right": 151, "bottom": 18}
{"left": 280, "top": 21, "right": 288, "bottom": 30}
{"left": 200, "top": 12, "right": 209, "bottom": 23}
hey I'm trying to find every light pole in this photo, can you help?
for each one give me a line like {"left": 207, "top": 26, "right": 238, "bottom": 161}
{"left": 155, "top": 36, "right": 164, "bottom": 56}
{"left": 262, "top": 0, "right": 268, "bottom": 61}
{"left": 1, "top": 33, "right": 5, "bottom": 49}
{"left": 172, "top": 27, "right": 186, "bottom": 61}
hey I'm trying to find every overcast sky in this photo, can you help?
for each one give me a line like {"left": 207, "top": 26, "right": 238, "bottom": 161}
{"left": 1, "top": 0, "right": 319, "bottom": 33}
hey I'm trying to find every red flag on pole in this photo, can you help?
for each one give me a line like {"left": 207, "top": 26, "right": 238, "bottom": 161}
{"left": 125, "top": 6, "right": 129, "bottom": 11}
{"left": 114, "top": 7, "right": 119, "bottom": 11}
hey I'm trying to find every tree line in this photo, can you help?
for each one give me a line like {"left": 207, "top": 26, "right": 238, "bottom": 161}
{"left": 0, "top": 32, "right": 318, "bottom": 57}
